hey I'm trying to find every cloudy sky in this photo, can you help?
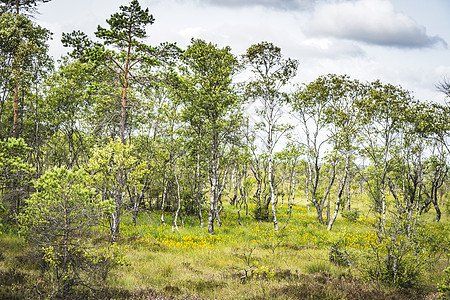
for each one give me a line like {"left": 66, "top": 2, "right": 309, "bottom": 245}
{"left": 36, "top": 0, "right": 450, "bottom": 103}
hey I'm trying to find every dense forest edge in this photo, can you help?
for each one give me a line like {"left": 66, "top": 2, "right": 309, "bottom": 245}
{"left": 0, "top": 0, "right": 449, "bottom": 299}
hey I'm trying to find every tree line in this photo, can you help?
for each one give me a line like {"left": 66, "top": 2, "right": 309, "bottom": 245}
{"left": 1, "top": 0, "right": 449, "bottom": 246}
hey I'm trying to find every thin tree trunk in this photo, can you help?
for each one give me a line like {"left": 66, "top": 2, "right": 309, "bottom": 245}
{"left": 112, "top": 41, "right": 130, "bottom": 242}
{"left": 305, "top": 164, "right": 310, "bottom": 211}
{"left": 290, "top": 173, "right": 296, "bottom": 211}
{"left": 433, "top": 201, "right": 441, "bottom": 222}
{"left": 131, "top": 176, "right": 147, "bottom": 226}
{"left": 237, "top": 175, "right": 244, "bottom": 226}
{"left": 119, "top": 41, "right": 131, "bottom": 144}
{"left": 208, "top": 130, "right": 219, "bottom": 235}
{"left": 328, "top": 166, "right": 348, "bottom": 231}
{"left": 119, "top": 83, "right": 127, "bottom": 144}
{"left": 132, "top": 199, "right": 139, "bottom": 226}
{"left": 13, "top": 84, "right": 19, "bottom": 138}
{"left": 360, "top": 177, "right": 364, "bottom": 194}
{"left": 346, "top": 175, "right": 351, "bottom": 211}
{"left": 68, "top": 126, "right": 74, "bottom": 167}
{"left": 269, "top": 151, "right": 278, "bottom": 231}
{"left": 196, "top": 151, "right": 203, "bottom": 228}
{"left": 308, "top": 156, "right": 321, "bottom": 222}
{"left": 216, "top": 170, "right": 229, "bottom": 227}
{"left": 161, "top": 179, "right": 168, "bottom": 224}
{"left": 173, "top": 160, "right": 181, "bottom": 232}
{"left": 316, "top": 163, "right": 336, "bottom": 225}
{"left": 232, "top": 169, "right": 239, "bottom": 207}
{"left": 432, "top": 186, "right": 441, "bottom": 222}
{"left": 112, "top": 169, "right": 123, "bottom": 243}
{"left": 288, "top": 164, "right": 296, "bottom": 214}
{"left": 326, "top": 193, "right": 330, "bottom": 223}
{"left": 381, "top": 189, "right": 386, "bottom": 229}
{"left": 207, "top": 174, "right": 217, "bottom": 234}
{"left": 62, "top": 196, "right": 69, "bottom": 298}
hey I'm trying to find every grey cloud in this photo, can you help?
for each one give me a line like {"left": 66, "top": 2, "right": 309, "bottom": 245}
{"left": 312, "top": 21, "right": 447, "bottom": 49}
{"left": 306, "top": 0, "right": 447, "bottom": 49}
{"left": 199, "top": 0, "right": 316, "bottom": 10}
{"left": 352, "top": 30, "right": 446, "bottom": 49}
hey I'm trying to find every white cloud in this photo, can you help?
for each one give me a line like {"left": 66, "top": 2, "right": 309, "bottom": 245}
{"left": 306, "top": 0, "right": 447, "bottom": 48}
{"left": 297, "top": 38, "right": 365, "bottom": 58}
{"left": 178, "top": 27, "right": 206, "bottom": 40}
{"left": 436, "top": 66, "right": 450, "bottom": 78}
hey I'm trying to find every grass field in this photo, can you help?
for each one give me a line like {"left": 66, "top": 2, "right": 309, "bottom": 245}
{"left": 1, "top": 195, "right": 449, "bottom": 299}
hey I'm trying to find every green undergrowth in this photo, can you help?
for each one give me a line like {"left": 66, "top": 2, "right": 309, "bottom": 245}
{"left": 1, "top": 198, "right": 449, "bottom": 299}
{"left": 117, "top": 203, "right": 378, "bottom": 251}
{"left": 106, "top": 201, "right": 448, "bottom": 299}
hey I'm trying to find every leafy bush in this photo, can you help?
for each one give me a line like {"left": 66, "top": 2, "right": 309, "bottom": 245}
{"left": 341, "top": 209, "right": 360, "bottom": 223}
{"left": 437, "top": 267, "right": 450, "bottom": 299}
{"left": 359, "top": 214, "right": 429, "bottom": 289}
{"left": 329, "top": 241, "right": 351, "bottom": 267}
{"left": 361, "top": 252, "right": 423, "bottom": 289}
{"left": 0, "top": 138, "right": 33, "bottom": 219}
{"left": 252, "top": 204, "right": 270, "bottom": 222}
{"left": 19, "top": 167, "right": 117, "bottom": 298}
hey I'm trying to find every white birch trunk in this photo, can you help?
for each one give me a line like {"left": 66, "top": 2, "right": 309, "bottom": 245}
{"left": 328, "top": 164, "right": 348, "bottom": 231}
{"left": 173, "top": 161, "right": 181, "bottom": 232}
{"left": 197, "top": 151, "right": 203, "bottom": 228}
{"left": 160, "top": 179, "right": 168, "bottom": 224}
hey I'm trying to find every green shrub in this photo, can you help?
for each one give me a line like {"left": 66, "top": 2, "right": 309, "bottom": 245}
{"left": 252, "top": 204, "right": 270, "bottom": 222}
{"left": 341, "top": 209, "right": 360, "bottom": 223}
{"left": 19, "top": 167, "right": 117, "bottom": 298}
{"left": 329, "top": 241, "right": 351, "bottom": 267}
{"left": 359, "top": 214, "right": 428, "bottom": 289}
{"left": 361, "top": 252, "right": 423, "bottom": 289}
{"left": 437, "top": 267, "right": 450, "bottom": 299}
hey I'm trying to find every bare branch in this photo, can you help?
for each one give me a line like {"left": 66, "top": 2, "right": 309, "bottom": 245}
{"left": 436, "top": 76, "right": 450, "bottom": 98}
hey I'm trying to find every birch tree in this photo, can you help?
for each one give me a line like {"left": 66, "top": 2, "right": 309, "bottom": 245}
{"left": 323, "top": 76, "right": 363, "bottom": 230}
{"left": 355, "top": 81, "right": 412, "bottom": 229}
{"left": 242, "top": 42, "right": 298, "bottom": 231}
{"left": 179, "top": 39, "right": 242, "bottom": 235}
{"left": 86, "top": 139, "right": 136, "bottom": 242}
{"left": 288, "top": 75, "right": 343, "bottom": 225}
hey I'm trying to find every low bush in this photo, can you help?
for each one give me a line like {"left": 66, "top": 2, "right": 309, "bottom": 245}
{"left": 437, "top": 267, "right": 450, "bottom": 299}
{"left": 360, "top": 252, "right": 423, "bottom": 289}
{"left": 359, "top": 214, "right": 429, "bottom": 289}
{"left": 252, "top": 205, "right": 270, "bottom": 222}
{"left": 329, "top": 241, "right": 351, "bottom": 267}
{"left": 341, "top": 209, "right": 360, "bottom": 223}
